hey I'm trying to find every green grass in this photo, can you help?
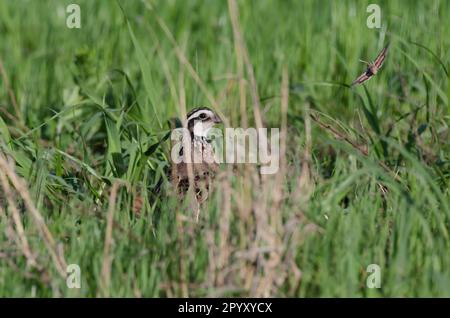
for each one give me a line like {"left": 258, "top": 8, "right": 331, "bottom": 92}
{"left": 0, "top": 0, "right": 449, "bottom": 297}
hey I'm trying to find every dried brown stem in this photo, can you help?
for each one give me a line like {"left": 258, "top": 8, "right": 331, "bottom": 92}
{"left": 310, "top": 112, "right": 401, "bottom": 181}
{"left": 0, "top": 154, "right": 67, "bottom": 278}
{"left": 0, "top": 168, "right": 36, "bottom": 267}
{"left": 99, "top": 182, "right": 122, "bottom": 297}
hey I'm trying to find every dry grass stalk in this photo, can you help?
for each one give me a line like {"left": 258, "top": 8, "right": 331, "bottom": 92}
{"left": 0, "top": 168, "right": 36, "bottom": 267}
{"left": 295, "top": 100, "right": 314, "bottom": 203}
{"left": 216, "top": 167, "right": 232, "bottom": 287}
{"left": 0, "top": 153, "right": 67, "bottom": 278}
{"left": 269, "top": 66, "right": 289, "bottom": 213}
{"left": 99, "top": 181, "right": 122, "bottom": 297}
{"left": 310, "top": 111, "right": 368, "bottom": 156}
{"left": 228, "top": 0, "right": 264, "bottom": 130}
{"left": 310, "top": 111, "right": 401, "bottom": 181}
{"left": 251, "top": 68, "right": 290, "bottom": 297}
{"left": 175, "top": 64, "right": 191, "bottom": 297}
{"left": 175, "top": 211, "right": 189, "bottom": 297}
{"left": 177, "top": 65, "right": 199, "bottom": 222}
{"left": 228, "top": 0, "right": 248, "bottom": 129}
{"left": 0, "top": 107, "right": 29, "bottom": 134}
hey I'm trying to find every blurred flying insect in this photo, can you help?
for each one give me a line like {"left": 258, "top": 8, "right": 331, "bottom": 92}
{"left": 351, "top": 44, "right": 389, "bottom": 86}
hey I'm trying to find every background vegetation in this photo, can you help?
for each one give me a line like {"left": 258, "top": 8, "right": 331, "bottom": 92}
{"left": 0, "top": 0, "right": 449, "bottom": 297}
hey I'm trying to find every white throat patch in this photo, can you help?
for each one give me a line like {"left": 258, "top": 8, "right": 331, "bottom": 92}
{"left": 192, "top": 120, "right": 215, "bottom": 137}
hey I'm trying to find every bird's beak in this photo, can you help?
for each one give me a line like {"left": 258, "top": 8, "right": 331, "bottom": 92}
{"left": 213, "top": 114, "right": 222, "bottom": 124}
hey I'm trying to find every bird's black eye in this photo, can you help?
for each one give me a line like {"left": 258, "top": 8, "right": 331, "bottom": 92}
{"left": 199, "top": 113, "right": 207, "bottom": 119}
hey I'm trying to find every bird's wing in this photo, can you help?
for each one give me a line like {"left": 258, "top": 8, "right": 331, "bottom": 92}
{"left": 373, "top": 44, "right": 389, "bottom": 69}
{"left": 351, "top": 70, "right": 371, "bottom": 86}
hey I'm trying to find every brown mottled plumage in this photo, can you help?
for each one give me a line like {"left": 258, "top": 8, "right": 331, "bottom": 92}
{"left": 171, "top": 107, "right": 222, "bottom": 215}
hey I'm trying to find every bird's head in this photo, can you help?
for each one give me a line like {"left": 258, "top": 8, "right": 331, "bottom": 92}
{"left": 186, "top": 107, "right": 222, "bottom": 137}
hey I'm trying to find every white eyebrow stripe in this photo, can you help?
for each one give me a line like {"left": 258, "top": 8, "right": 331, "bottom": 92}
{"left": 187, "top": 110, "right": 213, "bottom": 122}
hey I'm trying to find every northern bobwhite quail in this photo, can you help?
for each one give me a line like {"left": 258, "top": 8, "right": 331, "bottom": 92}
{"left": 171, "top": 107, "right": 222, "bottom": 220}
